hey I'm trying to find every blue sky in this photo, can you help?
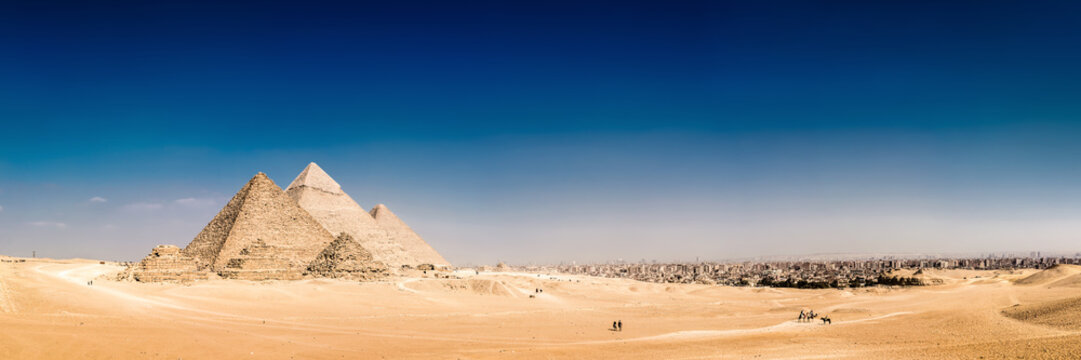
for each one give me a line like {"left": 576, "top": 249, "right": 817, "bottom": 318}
{"left": 2, "top": 1, "right": 1081, "bottom": 264}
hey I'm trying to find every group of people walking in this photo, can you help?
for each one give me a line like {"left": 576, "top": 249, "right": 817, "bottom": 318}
{"left": 611, "top": 320, "right": 622, "bottom": 331}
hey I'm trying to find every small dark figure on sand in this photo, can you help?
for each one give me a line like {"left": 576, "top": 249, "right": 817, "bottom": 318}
{"left": 617, "top": 320, "right": 622, "bottom": 331}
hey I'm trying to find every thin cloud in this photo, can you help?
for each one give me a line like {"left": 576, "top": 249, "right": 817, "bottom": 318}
{"left": 174, "top": 197, "right": 221, "bottom": 207}
{"left": 89, "top": 196, "right": 107, "bottom": 203}
{"left": 0, "top": 205, "right": 4, "bottom": 212}
{"left": 123, "top": 202, "right": 164, "bottom": 211}
{"left": 28, "top": 221, "right": 67, "bottom": 229}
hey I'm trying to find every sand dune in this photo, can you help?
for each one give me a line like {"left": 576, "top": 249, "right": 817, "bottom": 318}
{"left": 2, "top": 258, "right": 1081, "bottom": 359}
{"left": 1002, "top": 296, "right": 1081, "bottom": 330}
{"left": 1014, "top": 264, "right": 1081, "bottom": 286}
{"left": 1045, "top": 272, "right": 1081, "bottom": 288}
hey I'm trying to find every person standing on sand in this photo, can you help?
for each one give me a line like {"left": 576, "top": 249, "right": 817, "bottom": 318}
{"left": 617, "top": 320, "right": 622, "bottom": 331}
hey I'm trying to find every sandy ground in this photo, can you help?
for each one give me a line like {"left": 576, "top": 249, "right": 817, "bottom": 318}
{"left": 2, "top": 258, "right": 1081, "bottom": 359}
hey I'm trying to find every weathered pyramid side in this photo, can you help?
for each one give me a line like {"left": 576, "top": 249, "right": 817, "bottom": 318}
{"left": 307, "top": 232, "right": 388, "bottom": 279}
{"left": 285, "top": 163, "right": 415, "bottom": 268}
{"left": 210, "top": 173, "right": 338, "bottom": 274}
{"left": 370, "top": 204, "right": 450, "bottom": 267}
{"left": 182, "top": 176, "right": 255, "bottom": 267}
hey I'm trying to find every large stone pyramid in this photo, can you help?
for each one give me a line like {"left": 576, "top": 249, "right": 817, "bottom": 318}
{"left": 286, "top": 162, "right": 449, "bottom": 267}
{"left": 182, "top": 172, "right": 338, "bottom": 277}
{"left": 370, "top": 203, "right": 449, "bottom": 267}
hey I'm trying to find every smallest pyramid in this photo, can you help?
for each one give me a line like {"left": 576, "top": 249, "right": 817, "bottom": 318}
{"left": 307, "top": 232, "right": 388, "bottom": 279}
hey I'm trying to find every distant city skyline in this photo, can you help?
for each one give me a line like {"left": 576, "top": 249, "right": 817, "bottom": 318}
{"left": 3, "top": 1, "right": 1081, "bottom": 264}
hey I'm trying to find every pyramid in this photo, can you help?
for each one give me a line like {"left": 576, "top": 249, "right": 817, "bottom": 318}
{"left": 127, "top": 245, "right": 205, "bottom": 282}
{"left": 307, "top": 232, "right": 388, "bottom": 279}
{"left": 286, "top": 162, "right": 449, "bottom": 267}
{"left": 182, "top": 172, "right": 337, "bottom": 276}
{"left": 370, "top": 203, "right": 449, "bottom": 267}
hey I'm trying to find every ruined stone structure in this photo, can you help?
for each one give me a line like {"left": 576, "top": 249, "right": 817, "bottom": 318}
{"left": 286, "top": 162, "right": 449, "bottom": 268}
{"left": 129, "top": 245, "right": 206, "bottom": 282}
{"left": 307, "top": 233, "right": 388, "bottom": 279}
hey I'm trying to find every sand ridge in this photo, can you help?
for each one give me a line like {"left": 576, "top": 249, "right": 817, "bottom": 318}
{"left": 1014, "top": 264, "right": 1081, "bottom": 286}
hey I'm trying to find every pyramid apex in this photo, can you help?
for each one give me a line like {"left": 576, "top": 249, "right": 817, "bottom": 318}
{"left": 286, "top": 162, "right": 342, "bottom": 194}
{"left": 369, "top": 203, "right": 397, "bottom": 220}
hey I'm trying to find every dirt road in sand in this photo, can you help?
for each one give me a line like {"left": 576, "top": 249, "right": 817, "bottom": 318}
{"left": 2, "top": 258, "right": 1080, "bottom": 359}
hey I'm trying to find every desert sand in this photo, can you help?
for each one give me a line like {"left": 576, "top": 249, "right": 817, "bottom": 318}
{"left": 2, "top": 258, "right": 1081, "bottom": 359}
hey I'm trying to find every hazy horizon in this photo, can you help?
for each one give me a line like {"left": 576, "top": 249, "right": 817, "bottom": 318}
{"left": 3, "top": 1, "right": 1081, "bottom": 264}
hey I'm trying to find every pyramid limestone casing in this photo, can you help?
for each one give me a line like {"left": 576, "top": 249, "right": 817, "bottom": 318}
{"left": 370, "top": 203, "right": 449, "bottom": 267}
{"left": 182, "top": 172, "right": 337, "bottom": 274}
{"left": 286, "top": 162, "right": 449, "bottom": 267}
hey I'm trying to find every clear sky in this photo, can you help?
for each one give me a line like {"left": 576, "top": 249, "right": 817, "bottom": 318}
{"left": 2, "top": 1, "right": 1081, "bottom": 264}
